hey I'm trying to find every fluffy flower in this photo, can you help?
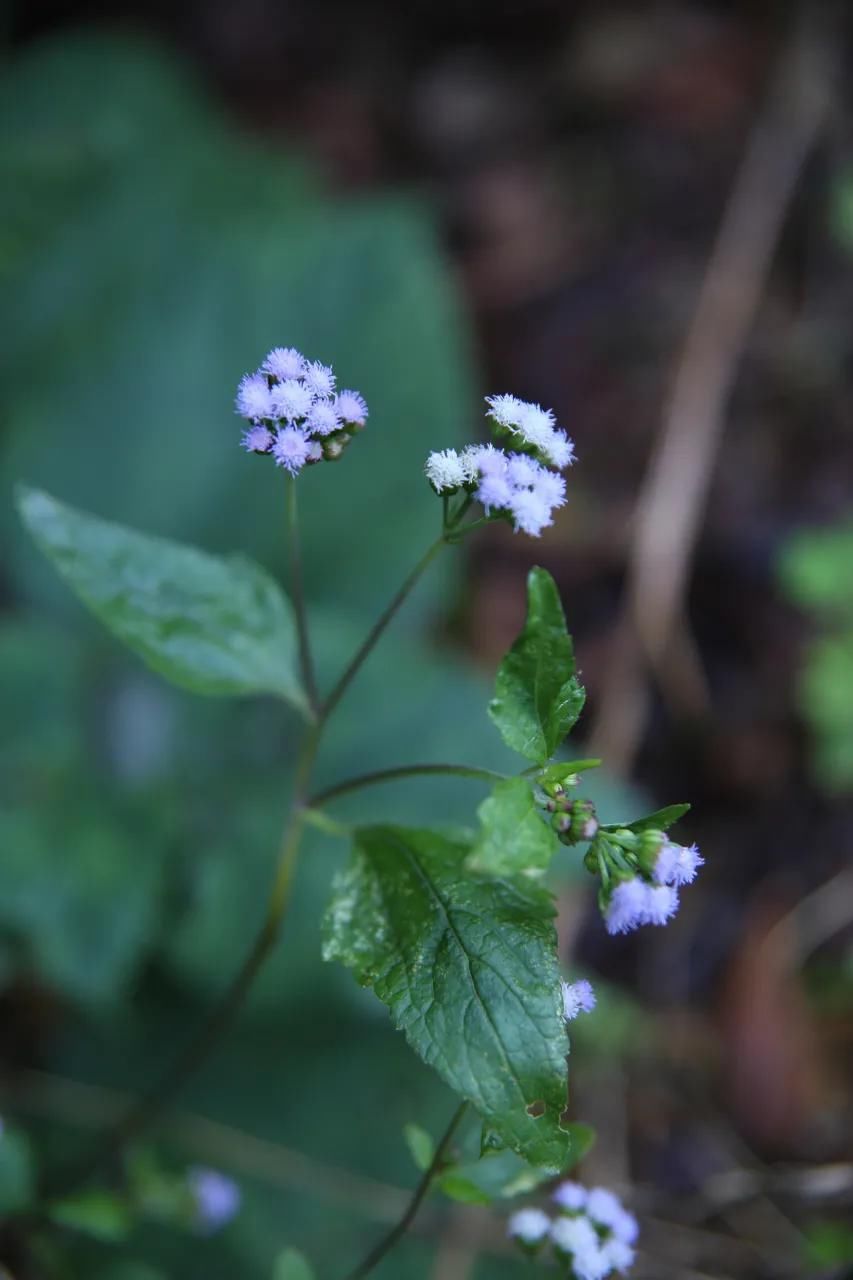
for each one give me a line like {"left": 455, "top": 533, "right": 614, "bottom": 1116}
{"left": 553, "top": 1180, "right": 588, "bottom": 1212}
{"left": 273, "top": 426, "right": 312, "bottom": 475}
{"left": 643, "top": 883, "right": 679, "bottom": 926}
{"left": 188, "top": 1167, "right": 240, "bottom": 1234}
{"left": 551, "top": 1216, "right": 609, "bottom": 1279}
{"left": 508, "top": 487, "right": 553, "bottom": 537}
{"left": 533, "top": 468, "right": 567, "bottom": 508}
{"left": 586, "top": 1188, "right": 639, "bottom": 1246}
{"left": 506, "top": 453, "right": 541, "bottom": 488}
{"left": 604, "top": 879, "right": 650, "bottom": 935}
{"left": 335, "top": 390, "right": 368, "bottom": 424}
{"left": 541, "top": 429, "right": 575, "bottom": 469}
{"left": 476, "top": 472, "right": 514, "bottom": 513}
{"left": 561, "top": 979, "right": 596, "bottom": 1021}
{"left": 262, "top": 346, "right": 305, "bottom": 379}
{"left": 654, "top": 841, "right": 704, "bottom": 887}
{"left": 240, "top": 425, "right": 274, "bottom": 454}
{"left": 602, "top": 1237, "right": 636, "bottom": 1273}
{"left": 507, "top": 1207, "right": 551, "bottom": 1244}
{"left": 425, "top": 448, "right": 468, "bottom": 493}
{"left": 306, "top": 400, "right": 341, "bottom": 437}
{"left": 270, "top": 378, "right": 314, "bottom": 422}
{"left": 466, "top": 442, "right": 508, "bottom": 476}
{"left": 235, "top": 372, "right": 273, "bottom": 421}
{"left": 303, "top": 360, "right": 336, "bottom": 398}
{"left": 485, "top": 393, "right": 525, "bottom": 428}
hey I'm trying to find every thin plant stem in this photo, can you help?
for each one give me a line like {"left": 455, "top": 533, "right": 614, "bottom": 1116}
{"left": 287, "top": 475, "right": 319, "bottom": 715}
{"left": 308, "top": 764, "right": 507, "bottom": 810}
{"left": 320, "top": 536, "right": 446, "bottom": 724}
{"left": 47, "top": 528, "right": 454, "bottom": 1193}
{"left": 342, "top": 1102, "right": 468, "bottom": 1280}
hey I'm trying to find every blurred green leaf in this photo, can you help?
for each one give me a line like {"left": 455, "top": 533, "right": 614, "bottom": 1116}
{"left": 779, "top": 523, "right": 853, "bottom": 617}
{"left": 804, "top": 1219, "right": 853, "bottom": 1266}
{"left": 0, "top": 1127, "right": 36, "bottom": 1213}
{"left": 489, "top": 567, "right": 585, "bottom": 764}
{"left": 403, "top": 1123, "right": 435, "bottom": 1173}
{"left": 49, "top": 1189, "right": 133, "bottom": 1241}
{"left": 273, "top": 1248, "right": 316, "bottom": 1280}
{"left": 438, "top": 1147, "right": 550, "bottom": 1205}
{"left": 468, "top": 777, "right": 558, "bottom": 876}
{"left": 17, "top": 486, "right": 306, "bottom": 709}
{"left": 323, "top": 825, "right": 572, "bottom": 1171}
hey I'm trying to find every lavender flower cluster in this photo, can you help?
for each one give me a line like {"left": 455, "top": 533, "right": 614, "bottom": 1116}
{"left": 236, "top": 347, "right": 368, "bottom": 475}
{"left": 509, "top": 1182, "right": 638, "bottom": 1279}
{"left": 425, "top": 394, "right": 575, "bottom": 537}
{"left": 561, "top": 978, "right": 596, "bottom": 1021}
{"left": 604, "top": 835, "right": 703, "bottom": 936}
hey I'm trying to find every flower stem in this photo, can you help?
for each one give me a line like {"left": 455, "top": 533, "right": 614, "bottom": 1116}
{"left": 287, "top": 475, "right": 319, "bottom": 715}
{"left": 320, "top": 535, "right": 446, "bottom": 725}
{"left": 342, "top": 1102, "right": 468, "bottom": 1280}
{"left": 308, "top": 764, "right": 506, "bottom": 809}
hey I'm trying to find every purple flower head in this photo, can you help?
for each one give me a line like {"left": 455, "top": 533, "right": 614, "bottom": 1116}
{"left": 241, "top": 425, "right": 274, "bottom": 454}
{"left": 270, "top": 378, "right": 314, "bottom": 423}
{"left": 485, "top": 393, "right": 525, "bottom": 428}
{"left": 476, "top": 472, "right": 513, "bottom": 514}
{"left": 561, "top": 979, "right": 596, "bottom": 1021}
{"left": 643, "top": 883, "right": 679, "bottom": 926}
{"left": 553, "top": 1180, "right": 588, "bottom": 1212}
{"left": 303, "top": 360, "right": 336, "bottom": 398}
{"left": 235, "top": 372, "right": 273, "bottom": 421}
{"left": 602, "top": 1237, "right": 636, "bottom": 1273}
{"left": 307, "top": 400, "right": 341, "bottom": 437}
{"left": 604, "top": 878, "right": 649, "bottom": 935}
{"left": 506, "top": 453, "right": 541, "bottom": 488}
{"left": 586, "top": 1188, "right": 639, "bottom": 1247}
{"left": 533, "top": 468, "right": 567, "bottom": 509}
{"left": 273, "top": 426, "right": 312, "bottom": 475}
{"left": 425, "top": 448, "right": 467, "bottom": 493}
{"left": 335, "top": 390, "right": 368, "bottom": 425}
{"left": 507, "top": 1207, "right": 551, "bottom": 1245}
{"left": 654, "top": 841, "right": 703, "bottom": 887}
{"left": 188, "top": 1167, "right": 240, "bottom": 1234}
{"left": 468, "top": 442, "right": 508, "bottom": 476}
{"left": 508, "top": 487, "right": 553, "bottom": 537}
{"left": 262, "top": 347, "right": 305, "bottom": 380}
{"left": 542, "top": 429, "right": 575, "bottom": 470}
{"left": 552, "top": 1215, "right": 609, "bottom": 1279}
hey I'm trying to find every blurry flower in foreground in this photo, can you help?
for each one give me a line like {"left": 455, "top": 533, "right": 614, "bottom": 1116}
{"left": 512, "top": 1182, "right": 638, "bottom": 1276}
{"left": 507, "top": 1207, "right": 551, "bottom": 1250}
{"left": 188, "top": 1167, "right": 241, "bottom": 1234}
{"left": 236, "top": 347, "right": 367, "bottom": 474}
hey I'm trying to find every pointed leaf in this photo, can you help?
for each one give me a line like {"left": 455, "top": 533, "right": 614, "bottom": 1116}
{"left": 489, "top": 567, "right": 585, "bottom": 763}
{"left": 468, "top": 777, "right": 558, "bottom": 876}
{"left": 606, "top": 803, "right": 691, "bottom": 835}
{"left": 17, "top": 487, "right": 306, "bottom": 710}
{"left": 323, "top": 825, "right": 573, "bottom": 1171}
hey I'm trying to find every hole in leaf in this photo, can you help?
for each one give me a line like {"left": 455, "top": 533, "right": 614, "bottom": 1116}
{"left": 526, "top": 1099, "right": 546, "bottom": 1118}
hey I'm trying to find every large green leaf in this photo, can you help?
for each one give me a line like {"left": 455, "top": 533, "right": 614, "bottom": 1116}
{"left": 468, "top": 777, "right": 558, "bottom": 876}
{"left": 323, "top": 825, "right": 573, "bottom": 1171}
{"left": 17, "top": 486, "right": 306, "bottom": 709}
{"left": 489, "top": 567, "right": 585, "bottom": 764}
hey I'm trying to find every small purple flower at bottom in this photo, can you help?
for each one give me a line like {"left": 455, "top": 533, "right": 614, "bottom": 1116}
{"left": 188, "top": 1167, "right": 240, "bottom": 1234}
{"left": 241, "top": 425, "right": 273, "bottom": 454}
{"left": 273, "top": 427, "right": 312, "bottom": 475}
{"left": 643, "top": 883, "right": 679, "bottom": 926}
{"left": 561, "top": 979, "right": 596, "bottom": 1021}
{"left": 507, "top": 1207, "right": 551, "bottom": 1246}
{"left": 553, "top": 1179, "right": 588, "bottom": 1211}
{"left": 604, "top": 879, "right": 649, "bottom": 935}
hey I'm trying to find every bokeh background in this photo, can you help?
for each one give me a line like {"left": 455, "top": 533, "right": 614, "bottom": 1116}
{"left": 2, "top": 1, "right": 853, "bottom": 1277}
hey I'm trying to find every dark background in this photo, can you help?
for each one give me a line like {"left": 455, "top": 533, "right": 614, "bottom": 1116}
{"left": 1, "top": 1, "right": 853, "bottom": 1277}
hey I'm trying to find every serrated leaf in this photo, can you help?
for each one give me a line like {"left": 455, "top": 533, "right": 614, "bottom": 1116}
{"left": 273, "top": 1249, "right": 315, "bottom": 1280}
{"left": 16, "top": 486, "right": 307, "bottom": 711}
{"left": 489, "top": 567, "right": 585, "bottom": 764}
{"left": 468, "top": 777, "right": 558, "bottom": 876}
{"left": 49, "top": 1190, "right": 133, "bottom": 1242}
{"left": 323, "top": 825, "right": 573, "bottom": 1171}
{"left": 403, "top": 1122, "right": 435, "bottom": 1172}
{"left": 608, "top": 803, "right": 691, "bottom": 834}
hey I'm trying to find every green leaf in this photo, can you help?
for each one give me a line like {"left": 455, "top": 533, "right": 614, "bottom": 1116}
{"left": 608, "top": 803, "right": 690, "bottom": 834}
{"left": 468, "top": 777, "right": 558, "bottom": 876}
{"left": 323, "top": 825, "right": 573, "bottom": 1171}
{"left": 0, "top": 1128, "right": 36, "bottom": 1213}
{"left": 16, "top": 486, "right": 306, "bottom": 710}
{"left": 535, "top": 760, "right": 601, "bottom": 789}
{"left": 489, "top": 567, "right": 585, "bottom": 764}
{"left": 403, "top": 1123, "right": 435, "bottom": 1172}
{"left": 49, "top": 1190, "right": 133, "bottom": 1242}
{"left": 438, "top": 1148, "right": 550, "bottom": 1205}
{"left": 273, "top": 1248, "right": 316, "bottom": 1280}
